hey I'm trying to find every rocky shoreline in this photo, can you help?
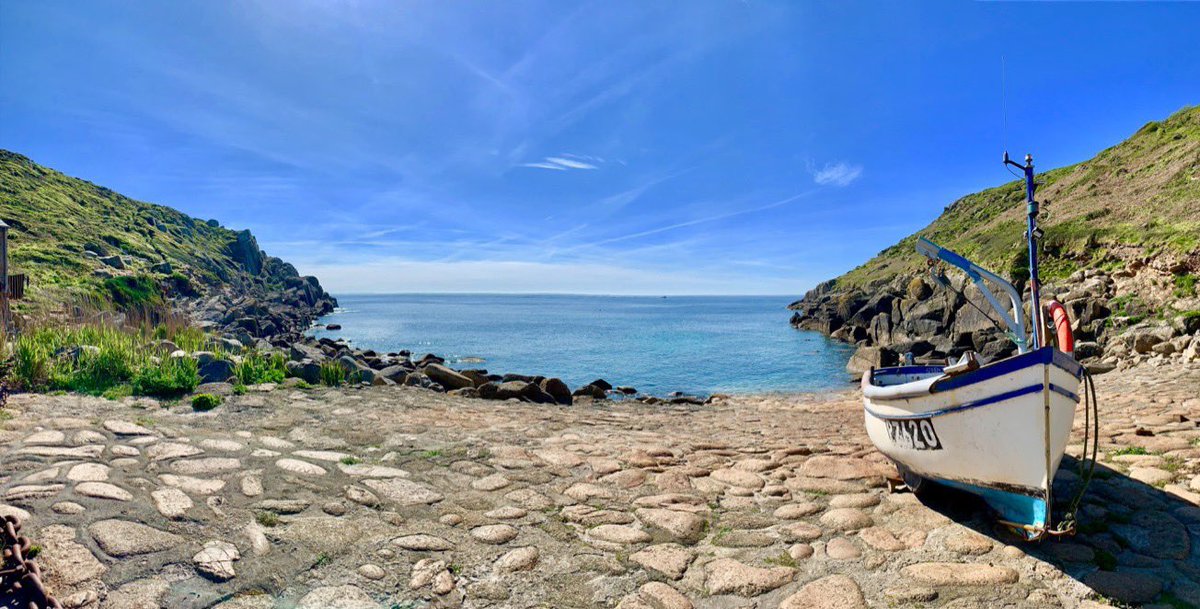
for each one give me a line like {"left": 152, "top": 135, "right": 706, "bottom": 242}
{"left": 789, "top": 261, "right": 1200, "bottom": 375}
{"left": 279, "top": 333, "right": 718, "bottom": 406}
{"left": 1, "top": 359, "right": 1196, "bottom": 608}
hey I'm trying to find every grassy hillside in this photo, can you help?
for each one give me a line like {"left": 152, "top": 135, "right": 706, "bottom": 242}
{"left": 835, "top": 105, "right": 1200, "bottom": 290}
{"left": 0, "top": 150, "right": 300, "bottom": 315}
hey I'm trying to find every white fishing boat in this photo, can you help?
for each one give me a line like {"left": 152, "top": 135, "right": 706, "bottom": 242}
{"left": 861, "top": 153, "right": 1098, "bottom": 540}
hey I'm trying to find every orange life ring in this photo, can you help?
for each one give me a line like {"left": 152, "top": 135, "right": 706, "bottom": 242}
{"left": 1046, "top": 300, "right": 1074, "bottom": 355}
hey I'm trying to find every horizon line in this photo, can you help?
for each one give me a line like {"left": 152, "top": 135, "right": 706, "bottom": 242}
{"left": 322, "top": 291, "right": 804, "bottom": 299}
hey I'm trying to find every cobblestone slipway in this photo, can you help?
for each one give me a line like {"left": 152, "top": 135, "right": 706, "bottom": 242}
{"left": 1, "top": 361, "right": 1197, "bottom": 608}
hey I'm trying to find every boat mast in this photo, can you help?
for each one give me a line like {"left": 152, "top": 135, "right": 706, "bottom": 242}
{"left": 1005, "top": 152, "right": 1042, "bottom": 349}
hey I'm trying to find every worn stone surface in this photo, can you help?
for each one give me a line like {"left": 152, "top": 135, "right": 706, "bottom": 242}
{"left": 0, "top": 361, "right": 1195, "bottom": 607}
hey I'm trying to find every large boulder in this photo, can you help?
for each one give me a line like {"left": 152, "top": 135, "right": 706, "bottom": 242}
{"left": 572, "top": 382, "right": 609, "bottom": 400}
{"left": 423, "top": 364, "right": 474, "bottom": 391}
{"left": 845, "top": 345, "right": 897, "bottom": 376}
{"left": 1126, "top": 325, "right": 1175, "bottom": 354}
{"left": 290, "top": 343, "right": 326, "bottom": 362}
{"left": 539, "top": 378, "right": 573, "bottom": 405}
{"left": 285, "top": 360, "right": 321, "bottom": 384}
{"left": 99, "top": 255, "right": 125, "bottom": 269}
{"left": 199, "top": 359, "right": 235, "bottom": 384}
{"left": 377, "top": 365, "right": 411, "bottom": 384}
{"left": 481, "top": 381, "right": 556, "bottom": 404}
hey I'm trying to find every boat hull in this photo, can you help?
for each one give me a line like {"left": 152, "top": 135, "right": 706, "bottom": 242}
{"left": 862, "top": 347, "right": 1082, "bottom": 536}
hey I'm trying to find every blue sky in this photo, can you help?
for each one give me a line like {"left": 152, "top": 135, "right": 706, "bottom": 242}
{"left": 2, "top": 1, "right": 1197, "bottom": 295}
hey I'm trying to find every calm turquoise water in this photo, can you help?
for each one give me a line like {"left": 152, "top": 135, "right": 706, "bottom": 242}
{"left": 310, "top": 294, "right": 854, "bottom": 396}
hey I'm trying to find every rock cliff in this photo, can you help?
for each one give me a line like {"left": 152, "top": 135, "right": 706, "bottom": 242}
{"left": 789, "top": 106, "right": 1200, "bottom": 373}
{"left": 0, "top": 150, "right": 337, "bottom": 340}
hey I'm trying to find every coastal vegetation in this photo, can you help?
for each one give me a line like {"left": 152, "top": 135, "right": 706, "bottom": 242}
{"left": 6, "top": 322, "right": 298, "bottom": 399}
{"left": 0, "top": 149, "right": 337, "bottom": 340}
{"left": 836, "top": 105, "right": 1200, "bottom": 289}
{"left": 791, "top": 105, "right": 1200, "bottom": 371}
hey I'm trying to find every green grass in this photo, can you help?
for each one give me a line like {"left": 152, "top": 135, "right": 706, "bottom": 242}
{"left": 191, "top": 393, "right": 222, "bottom": 411}
{"left": 1108, "top": 446, "right": 1149, "bottom": 457}
{"left": 339, "top": 456, "right": 362, "bottom": 465}
{"left": 131, "top": 356, "right": 200, "bottom": 397}
{"left": 12, "top": 324, "right": 201, "bottom": 397}
{"left": 103, "top": 275, "right": 162, "bottom": 308}
{"left": 234, "top": 351, "right": 288, "bottom": 385}
{"left": 319, "top": 360, "right": 346, "bottom": 386}
{"left": 255, "top": 512, "right": 280, "bottom": 527}
{"left": 763, "top": 552, "right": 797, "bottom": 568}
{"left": 1175, "top": 274, "right": 1198, "bottom": 298}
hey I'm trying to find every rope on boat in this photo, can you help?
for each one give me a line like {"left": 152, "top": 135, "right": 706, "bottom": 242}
{"left": 1048, "top": 366, "right": 1100, "bottom": 537}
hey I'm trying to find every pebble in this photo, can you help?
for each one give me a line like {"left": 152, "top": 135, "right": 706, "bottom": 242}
{"left": 780, "top": 574, "right": 866, "bottom": 609}
{"left": 363, "top": 478, "right": 444, "bottom": 506}
{"left": 635, "top": 508, "right": 706, "bottom": 542}
{"left": 494, "top": 546, "right": 539, "bottom": 572}
{"left": 704, "top": 558, "right": 793, "bottom": 596}
{"left": 472, "top": 523, "right": 519, "bottom": 544}
{"left": 51, "top": 501, "right": 86, "bottom": 515}
{"left": 943, "top": 528, "right": 994, "bottom": 555}
{"left": 240, "top": 475, "right": 264, "bottom": 497}
{"left": 275, "top": 458, "right": 327, "bottom": 476}
{"left": 819, "top": 508, "right": 873, "bottom": 531}
{"left": 471, "top": 473, "right": 511, "bottom": 491}
{"left": 393, "top": 534, "right": 454, "bottom": 551}
{"left": 172, "top": 457, "right": 242, "bottom": 475}
{"left": 151, "top": 488, "right": 193, "bottom": 518}
{"left": 484, "top": 506, "right": 528, "bottom": 520}
{"left": 630, "top": 544, "right": 694, "bottom": 580}
{"left": 193, "top": 540, "right": 240, "bottom": 580}
{"left": 710, "top": 467, "right": 765, "bottom": 489}
{"left": 773, "top": 502, "right": 823, "bottom": 519}
{"left": 25, "top": 430, "right": 66, "bottom": 445}
{"left": 103, "top": 420, "right": 153, "bottom": 435}
{"left": 199, "top": 439, "right": 246, "bottom": 452}
{"left": 825, "top": 536, "right": 861, "bottom": 559}
{"left": 358, "top": 564, "right": 386, "bottom": 580}
{"left": 589, "top": 524, "right": 652, "bottom": 544}
{"left": 900, "top": 562, "right": 1019, "bottom": 586}
{"left": 147, "top": 442, "right": 203, "bottom": 461}
{"left": 75, "top": 481, "right": 132, "bottom": 501}
{"left": 638, "top": 582, "right": 694, "bottom": 609}
{"left": 158, "top": 474, "right": 225, "bottom": 494}
{"left": 89, "top": 519, "right": 183, "bottom": 557}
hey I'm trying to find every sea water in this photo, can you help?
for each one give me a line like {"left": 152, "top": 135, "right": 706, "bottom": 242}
{"left": 309, "top": 294, "right": 855, "bottom": 396}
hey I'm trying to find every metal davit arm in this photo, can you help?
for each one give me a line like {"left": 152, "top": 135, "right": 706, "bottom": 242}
{"left": 916, "top": 237, "right": 1030, "bottom": 353}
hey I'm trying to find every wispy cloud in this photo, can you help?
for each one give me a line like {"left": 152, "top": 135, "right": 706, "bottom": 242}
{"left": 521, "top": 153, "right": 601, "bottom": 171}
{"left": 809, "top": 161, "right": 863, "bottom": 187}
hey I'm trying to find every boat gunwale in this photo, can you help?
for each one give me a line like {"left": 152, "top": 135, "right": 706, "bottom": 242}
{"left": 865, "top": 347, "right": 1081, "bottom": 399}
{"left": 863, "top": 382, "right": 1079, "bottom": 419}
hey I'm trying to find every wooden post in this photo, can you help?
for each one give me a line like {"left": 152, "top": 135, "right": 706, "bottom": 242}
{"left": 0, "top": 219, "right": 9, "bottom": 335}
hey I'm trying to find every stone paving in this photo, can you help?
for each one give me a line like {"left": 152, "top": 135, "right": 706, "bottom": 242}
{"left": 0, "top": 361, "right": 1197, "bottom": 608}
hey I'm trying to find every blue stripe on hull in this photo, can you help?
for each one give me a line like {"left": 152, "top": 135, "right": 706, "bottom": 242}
{"left": 929, "top": 346, "right": 1081, "bottom": 393}
{"left": 865, "top": 384, "right": 1041, "bottom": 419}
{"left": 929, "top": 477, "right": 1047, "bottom": 533}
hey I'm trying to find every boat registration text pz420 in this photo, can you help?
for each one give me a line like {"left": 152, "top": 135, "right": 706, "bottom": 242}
{"left": 883, "top": 418, "right": 943, "bottom": 451}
